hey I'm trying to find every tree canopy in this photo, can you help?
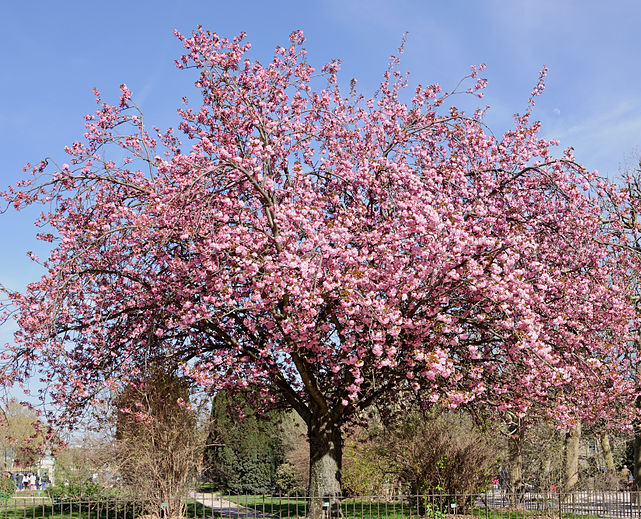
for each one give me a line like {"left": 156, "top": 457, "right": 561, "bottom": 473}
{"left": 1, "top": 28, "right": 637, "bottom": 502}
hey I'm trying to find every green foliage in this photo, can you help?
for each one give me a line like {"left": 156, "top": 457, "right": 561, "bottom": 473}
{"left": 423, "top": 502, "right": 444, "bottom": 519}
{"left": 0, "top": 400, "right": 47, "bottom": 468}
{"left": 342, "top": 428, "right": 389, "bottom": 496}
{"left": 0, "top": 475, "right": 15, "bottom": 503}
{"left": 384, "top": 412, "right": 497, "bottom": 496}
{"left": 341, "top": 411, "right": 497, "bottom": 500}
{"left": 0, "top": 476, "right": 15, "bottom": 495}
{"left": 274, "top": 462, "right": 305, "bottom": 495}
{"left": 203, "top": 390, "right": 285, "bottom": 493}
{"left": 46, "top": 480, "right": 104, "bottom": 500}
{"left": 50, "top": 441, "right": 110, "bottom": 499}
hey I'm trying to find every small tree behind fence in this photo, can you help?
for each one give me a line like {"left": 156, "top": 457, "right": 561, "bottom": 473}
{"left": 115, "top": 367, "right": 205, "bottom": 519}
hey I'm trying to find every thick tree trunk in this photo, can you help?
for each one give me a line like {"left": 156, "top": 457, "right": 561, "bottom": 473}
{"left": 564, "top": 422, "right": 581, "bottom": 491}
{"left": 600, "top": 434, "right": 616, "bottom": 472}
{"left": 307, "top": 418, "right": 342, "bottom": 519}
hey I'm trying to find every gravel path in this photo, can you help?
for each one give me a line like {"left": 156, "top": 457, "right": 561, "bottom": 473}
{"left": 191, "top": 493, "right": 279, "bottom": 519}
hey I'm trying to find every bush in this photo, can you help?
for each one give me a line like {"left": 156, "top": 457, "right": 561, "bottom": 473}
{"left": 0, "top": 477, "right": 15, "bottom": 494}
{"left": 0, "top": 477, "right": 15, "bottom": 502}
{"left": 340, "top": 410, "right": 497, "bottom": 506}
{"left": 274, "top": 462, "right": 305, "bottom": 496}
{"left": 342, "top": 429, "right": 389, "bottom": 496}
{"left": 47, "top": 480, "right": 104, "bottom": 500}
{"left": 384, "top": 412, "right": 497, "bottom": 498}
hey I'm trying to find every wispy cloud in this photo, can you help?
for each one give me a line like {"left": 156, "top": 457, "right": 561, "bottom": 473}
{"left": 135, "top": 77, "right": 157, "bottom": 108}
{"left": 544, "top": 98, "right": 641, "bottom": 177}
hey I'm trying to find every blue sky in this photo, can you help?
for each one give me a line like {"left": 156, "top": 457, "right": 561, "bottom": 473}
{"left": 1, "top": 0, "right": 641, "bottom": 358}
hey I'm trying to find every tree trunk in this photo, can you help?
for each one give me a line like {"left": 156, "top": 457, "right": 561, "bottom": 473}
{"left": 634, "top": 360, "right": 641, "bottom": 495}
{"left": 541, "top": 457, "right": 552, "bottom": 490}
{"left": 307, "top": 417, "right": 342, "bottom": 519}
{"left": 507, "top": 422, "right": 523, "bottom": 507}
{"left": 633, "top": 434, "right": 641, "bottom": 491}
{"left": 600, "top": 434, "right": 616, "bottom": 472}
{"left": 564, "top": 422, "right": 581, "bottom": 491}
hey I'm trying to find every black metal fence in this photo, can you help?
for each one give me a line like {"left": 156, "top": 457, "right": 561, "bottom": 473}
{"left": 6, "top": 490, "right": 641, "bottom": 519}
{"left": 191, "top": 491, "right": 641, "bottom": 519}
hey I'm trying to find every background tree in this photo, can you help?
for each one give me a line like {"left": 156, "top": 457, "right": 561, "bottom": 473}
{"left": 47, "top": 438, "right": 112, "bottom": 499}
{"left": 2, "top": 28, "right": 638, "bottom": 515}
{"left": 0, "top": 400, "right": 46, "bottom": 469}
{"left": 514, "top": 420, "right": 565, "bottom": 491}
{"left": 341, "top": 428, "right": 390, "bottom": 497}
{"left": 115, "top": 366, "right": 204, "bottom": 518}
{"left": 599, "top": 159, "right": 641, "bottom": 491}
{"left": 498, "top": 420, "right": 629, "bottom": 493}
{"left": 506, "top": 416, "right": 524, "bottom": 505}
{"left": 203, "top": 390, "right": 284, "bottom": 494}
{"left": 600, "top": 434, "right": 617, "bottom": 474}
{"left": 563, "top": 423, "right": 582, "bottom": 491}
{"left": 278, "top": 412, "right": 309, "bottom": 494}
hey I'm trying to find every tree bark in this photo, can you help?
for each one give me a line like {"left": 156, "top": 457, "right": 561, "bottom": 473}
{"left": 633, "top": 434, "right": 641, "bottom": 491}
{"left": 600, "top": 434, "right": 616, "bottom": 472}
{"left": 307, "top": 417, "right": 342, "bottom": 519}
{"left": 564, "top": 422, "right": 581, "bottom": 491}
{"left": 633, "top": 359, "right": 641, "bottom": 494}
{"left": 507, "top": 422, "right": 523, "bottom": 507}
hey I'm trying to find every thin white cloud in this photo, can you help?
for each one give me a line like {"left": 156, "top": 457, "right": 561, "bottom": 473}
{"left": 544, "top": 98, "right": 641, "bottom": 177}
{"left": 136, "top": 77, "right": 157, "bottom": 108}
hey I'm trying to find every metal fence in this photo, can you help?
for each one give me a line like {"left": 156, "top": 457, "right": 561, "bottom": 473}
{"left": 191, "top": 491, "right": 641, "bottom": 519}
{"left": 6, "top": 490, "right": 641, "bottom": 519}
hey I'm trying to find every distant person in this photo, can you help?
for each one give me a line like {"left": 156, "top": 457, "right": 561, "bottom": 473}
{"left": 622, "top": 466, "right": 633, "bottom": 490}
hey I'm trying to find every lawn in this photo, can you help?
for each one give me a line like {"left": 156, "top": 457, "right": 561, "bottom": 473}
{"left": 217, "top": 495, "right": 610, "bottom": 519}
{"left": 0, "top": 495, "right": 615, "bottom": 519}
{"left": 0, "top": 499, "right": 143, "bottom": 519}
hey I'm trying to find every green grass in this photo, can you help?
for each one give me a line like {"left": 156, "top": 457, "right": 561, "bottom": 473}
{"left": 0, "top": 500, "right": 153, "bottom": 519}
{"left": 194, "top": 483, "right": 220, "bottom": 494}
{"left": 0, "top": 495, "right": 621, "bottom": 519}
{"left": 207, "top": 495, "right": 615, "bottom": 519}
{"left": 219, "top": 495, "right": 459, "bottom": 519}
{"left": 184, "top": 499, "right": 220, "bottom": 518}
{"left": 468, "top": 509, "right": 605, "bottom": 519}
{"left": 0, "top": 498, "right": 235, "bottom": 519}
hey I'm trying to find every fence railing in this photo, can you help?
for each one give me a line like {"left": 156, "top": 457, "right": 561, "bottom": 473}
{"left": 5, "top": 490, "right": 641, "bottom": 519}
